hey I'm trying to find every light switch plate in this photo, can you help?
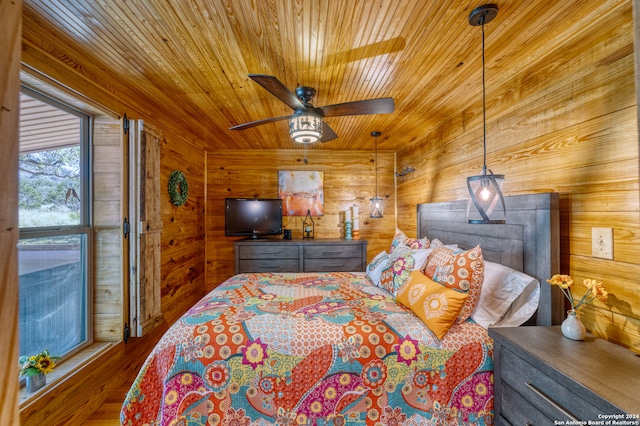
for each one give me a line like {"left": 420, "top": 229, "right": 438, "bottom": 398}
{"left": 592, "top": 227, "right": 613, "bottom": 260}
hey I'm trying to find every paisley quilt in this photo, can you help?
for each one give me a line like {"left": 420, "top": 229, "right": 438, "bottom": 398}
{"left": 121, "top": 272, "right": 494, "bottom": 425}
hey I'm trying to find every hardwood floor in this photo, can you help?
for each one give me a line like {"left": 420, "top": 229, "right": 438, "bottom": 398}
{"left": 81, "top": 382, "right": 130, "bottom": 425}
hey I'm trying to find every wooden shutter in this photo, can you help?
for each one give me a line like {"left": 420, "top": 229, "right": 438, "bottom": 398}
{"left": 129, "top": 119, "right": 163, "bottom": 336}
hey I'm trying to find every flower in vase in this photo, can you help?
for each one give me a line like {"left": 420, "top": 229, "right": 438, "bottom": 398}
{"left": 19, "top": 349, "right": 60, "bottom": 377}
{"left": 547, "top": 274, "right": 608, "bottom": 312}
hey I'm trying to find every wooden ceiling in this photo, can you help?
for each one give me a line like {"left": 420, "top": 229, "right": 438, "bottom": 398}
{"left": 21, "top": 0, "right": 599, "bottom": 152}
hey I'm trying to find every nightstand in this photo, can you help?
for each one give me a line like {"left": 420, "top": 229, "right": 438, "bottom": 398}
{"left": 489, "top": 326, "right": 640, "bottom": 425}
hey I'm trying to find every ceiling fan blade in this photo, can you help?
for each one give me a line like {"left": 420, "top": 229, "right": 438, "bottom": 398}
{"left": 229, "top": 115, "right": 290, "bottom": 131}
{"left": 319, "top": 97, "right": 395, "bottom": 117}
{"left": 320, "top": 122, "right": 338, "bottom": 142}
{"left": 249, "top": 74, "right": 305, "bottom": 110}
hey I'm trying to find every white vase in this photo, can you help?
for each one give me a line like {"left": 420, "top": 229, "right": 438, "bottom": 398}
{"left": 561, "top": 310, "right": 586, "bottom": 340}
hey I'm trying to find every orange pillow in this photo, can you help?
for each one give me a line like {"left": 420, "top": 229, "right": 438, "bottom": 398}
{"left": 396, "top": 271, "right": 468, "bottom": 340}
{"left": 422, "top": 245, "right": 484, "bottom": 322}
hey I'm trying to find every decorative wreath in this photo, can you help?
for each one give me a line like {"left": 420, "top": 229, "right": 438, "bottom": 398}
{"left": 168, "top": 170, "right": 189, "bottom": 206}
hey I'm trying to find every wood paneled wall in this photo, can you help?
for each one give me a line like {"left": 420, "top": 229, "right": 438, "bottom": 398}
{"left": 93, "top": 116, "right": 125, "bottom": 341}
{"left": 396, "top": 0, "right": 640, "bottom": 353}
{"left": 205, "top": 149, "right": 396, "bottom": 290}
{"left": 0, "top": 0, "right": 22, "bottom": 424}
{"left": 159, "top": 129, "right": 206, "bottom": 325}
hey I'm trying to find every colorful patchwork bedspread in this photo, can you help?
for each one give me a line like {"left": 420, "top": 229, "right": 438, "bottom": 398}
{"left": 121, "top": 272, "right": 494, "bottom": 425}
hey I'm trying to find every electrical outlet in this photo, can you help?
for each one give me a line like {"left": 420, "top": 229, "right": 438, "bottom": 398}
{"left": 592, "top": 227, "right": 613, "bottom": 260}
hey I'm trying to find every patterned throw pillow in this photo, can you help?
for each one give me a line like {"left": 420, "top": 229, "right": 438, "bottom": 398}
{"left": 378, "top": 246, "right": 431, "bottom": 295}
{"left": 422, "top": 245, "right": 484, "bottom": 322}
{"left": 396, "top": 271, "right": 468, "bottom": 340}
{"left": 366, "top": 250, "right": 390, "bottom": 287}
{"left": 389, "top": 228, "right": 430, "bottom": 253}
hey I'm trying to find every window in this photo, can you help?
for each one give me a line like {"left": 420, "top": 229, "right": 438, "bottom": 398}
{"left": 18, "top": 86, "right": 92, "bottom": 360}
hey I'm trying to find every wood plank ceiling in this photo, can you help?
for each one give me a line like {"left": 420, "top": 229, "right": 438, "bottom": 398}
{"left": 21, "top": 0, "right": 601, "bottom": 152}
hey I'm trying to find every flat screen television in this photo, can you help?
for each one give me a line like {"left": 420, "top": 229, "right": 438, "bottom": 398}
{"left": 225, "top": 198, "right": 283, "bottom": 239}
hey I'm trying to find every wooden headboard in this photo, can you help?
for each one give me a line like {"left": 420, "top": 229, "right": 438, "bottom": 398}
{"left": 417, "top": 192, "right": 563, "bottom": 326}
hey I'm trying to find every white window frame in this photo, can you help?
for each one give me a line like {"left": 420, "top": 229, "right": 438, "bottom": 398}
{"left": 18, "top": 85, "right": 93, "bottom": 362}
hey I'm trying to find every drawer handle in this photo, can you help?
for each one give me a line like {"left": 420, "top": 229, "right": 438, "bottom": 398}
{"left": 261, "top": 250, "right": 281, "bottom": 254}
{"left": 258, "top": 265, "right": 281, "bottom": 270}
{"left": 323, "top": 250, "right": 344, "bottom": 254}
{"left": 525, "top": 382, "right": 580, "bottom": 421}
{"left": 323, "top": 263, "right": 345, "bottom": 268}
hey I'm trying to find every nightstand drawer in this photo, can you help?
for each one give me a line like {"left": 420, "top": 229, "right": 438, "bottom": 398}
{"left": 237, "top": 259, "right": 299, "bottom": 273}
{"left": 501, "top": 346, "right": 598, "bottom": 420}
{"left": 304, "top": 257, "right": 363, "bottom": 272}
{"left": 238, "top": 245, "right": 299, "bottom": 259}
{"left": 304, "top": 245, "right": 362, "bottom": 258}
{"left": 500, "top": 382, "right": 552, "bottom": 426}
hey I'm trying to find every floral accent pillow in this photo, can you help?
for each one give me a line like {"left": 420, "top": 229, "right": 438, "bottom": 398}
{"left": 396, "top": 271, "right": 468, "bottom": 340}
{"left": 379, "top": 246, "right": 431, "bottom": 295}
{"left": 366, "top": 250, "right": 390, "bottom": 287}
{"left": 422, "top": 245, "right": 484, "bottom": 322}
{"left": 389, "top": 228, "right": 430, "bottom": 253}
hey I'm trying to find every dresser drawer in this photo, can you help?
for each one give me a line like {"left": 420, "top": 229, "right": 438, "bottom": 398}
{"left": 304, "top": 257, "right": 363, "bottom": 272}
{"left": 238, "top": 245, "right": 299, "bottom": 259}
{"left": 501, "top": 346, "right": 598, "bottom": 420}
{"left": 304, "top": 244, "right": 362, "bottom": 259}
{"left": 234, "top": 239, "right": 367, "bottom": 274}
{"left": 237, "top": 258, "right": 299, "bottom": 273}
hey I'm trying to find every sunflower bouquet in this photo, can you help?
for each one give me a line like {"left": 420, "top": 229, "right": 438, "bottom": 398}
{"left": 19, "top": 349, "right": 60, "bottom": 377}
{"left": 546, "top": 274, "right": 608, "bottom": 312}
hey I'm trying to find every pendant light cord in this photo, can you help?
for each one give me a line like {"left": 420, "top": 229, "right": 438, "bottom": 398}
{"left": 481, "top": 16, "right": 487, "bottom": 171}
{"left": 374, "top": 135, "right": 379, "bottom": 197}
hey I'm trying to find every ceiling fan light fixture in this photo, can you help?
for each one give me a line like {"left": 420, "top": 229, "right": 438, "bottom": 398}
{"left": 466, "top": 4, "right": 506, "bottom": 224}
{"left": 289, "top": 110, "right": 323, "bottom": 144}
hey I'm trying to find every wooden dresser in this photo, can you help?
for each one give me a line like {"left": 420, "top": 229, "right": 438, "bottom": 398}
{"left": 234, "top": 238, "right": 367, "bottom": 274}
{"left": 489, "top": 326, "right": 640, "bottom": 425}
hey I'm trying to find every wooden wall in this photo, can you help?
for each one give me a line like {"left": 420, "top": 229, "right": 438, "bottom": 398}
{"left": 396, "top": 0, "right": 640, "bottom": 353}
{"left": 93, "top": 116, "right": 125, "bottom": 341}
{"left": 0, "top": 0, "right": 22, "bottom": 424}
{"left": 205, "top": 149, "right": 396, "bottom": 290}
{"left": 159, "top": 129, "right": 206, "bottom": 325}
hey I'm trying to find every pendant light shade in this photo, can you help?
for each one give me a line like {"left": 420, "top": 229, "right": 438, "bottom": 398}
{"left": 466, "top": 4, "right": 506, "bottom": 224}
{"left": 370, "top": 131, "right": 383, "bottom": 218}
{"left": 289, "top": 110, "right": 322, "bottom": 144}
{"left": 467, "top": 167, "right": 505, "bottom": 224}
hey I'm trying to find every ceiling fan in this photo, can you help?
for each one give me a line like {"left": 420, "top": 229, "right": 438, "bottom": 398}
{"left": 229, "top": 74, "right": 394, "bottom": 144}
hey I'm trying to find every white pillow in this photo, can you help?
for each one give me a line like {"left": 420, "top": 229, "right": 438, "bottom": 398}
{"left": 471, "top": 260, "right": 540, "bottom": 328}
{"left": 366, "top": 250, "right": 389, "bottom": 286}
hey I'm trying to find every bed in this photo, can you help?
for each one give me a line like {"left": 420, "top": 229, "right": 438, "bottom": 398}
{"left": 121, "top": 193, "right": 561, "bottom": 425}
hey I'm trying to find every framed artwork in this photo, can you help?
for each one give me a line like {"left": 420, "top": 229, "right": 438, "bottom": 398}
{"left": 278, "top": 170, "right": 324, "bottom": 216}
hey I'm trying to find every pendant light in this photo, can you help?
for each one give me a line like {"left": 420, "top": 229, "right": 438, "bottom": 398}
{"left": 466, "top": 4, "right": 506, "bottom": 224}
{"left": 370, "top": 131, "right": 384, "bottom": 218}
